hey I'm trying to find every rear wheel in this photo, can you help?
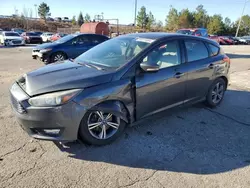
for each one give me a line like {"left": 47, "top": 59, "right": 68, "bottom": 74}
{"left": 205, "top": 78, "right": 226, "bottom": 108}
{"left": 79, "top": 110, "right": 126, "bottom": 145}
{"left": 50, "top": 52, "right": 66, "bottom": 63}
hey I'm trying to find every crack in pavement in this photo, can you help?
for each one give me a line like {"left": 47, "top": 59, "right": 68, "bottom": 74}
{"left": 118, "top": 170, "right": 158, "bottom": 188}
{"left": 204, "top": 107, "right": 250, "bottom": 127}
{"left": 1, "top": 141, "right": 46, "bottom": 184}
{"left": 0, "top": 142, "right": 29, "bottom": 158}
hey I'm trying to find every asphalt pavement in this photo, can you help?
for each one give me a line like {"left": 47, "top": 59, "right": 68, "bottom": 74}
{"left": 0, "top": 46, "right": 250, "bottom": 188}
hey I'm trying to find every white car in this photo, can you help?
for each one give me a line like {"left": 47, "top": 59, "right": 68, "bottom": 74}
{"left": 41, "top": 32, "right": 53, "bottom": 42}
{"left": 0, "top": 31, "right": 25, "bottom": 46}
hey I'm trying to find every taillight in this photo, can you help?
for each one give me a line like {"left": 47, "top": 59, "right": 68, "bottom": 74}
{"left": 223, "top": 56, "right": 230, "bottom": 64}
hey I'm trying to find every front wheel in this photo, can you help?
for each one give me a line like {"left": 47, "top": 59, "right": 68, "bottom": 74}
{"left": 205, "top": 78, "right": 226, "bottom": 108}
{"left": 50, "top": 52, "right": 66, "bottom": 63}
{"left": 79, "top": 111, "right": 126, "bottom": 145}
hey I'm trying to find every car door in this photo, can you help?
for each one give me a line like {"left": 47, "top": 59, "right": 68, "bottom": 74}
{"left": 183, "top": 39, "right": 215, "bottom": 102}
{"left": 135, "top": 40, "right": 187, "bottom": 119}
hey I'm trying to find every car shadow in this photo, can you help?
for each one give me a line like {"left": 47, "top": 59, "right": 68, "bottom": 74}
{"left": 226, "top": 53, "right": 250, "bottom": 59}
{"left": 54, "top": 89, "right": 250, "bottom": 175}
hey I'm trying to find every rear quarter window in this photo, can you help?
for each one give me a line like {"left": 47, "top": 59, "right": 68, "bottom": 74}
{"left": 208, "top": 44, "right": 220, "bottom": 56}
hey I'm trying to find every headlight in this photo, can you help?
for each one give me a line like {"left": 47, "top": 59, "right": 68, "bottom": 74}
{"left": 28, "top": 89, "right": 82, "bottom": 107}
{"left": 40, "top": 48, "right": 52, "bottom": 53}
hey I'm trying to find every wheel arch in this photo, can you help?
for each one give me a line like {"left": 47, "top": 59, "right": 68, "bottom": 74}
{"left": 218, "top": 76, "right": 228, "bottom": 89}
{"left": 90, "top": 100, "right": 130, "bottom": 124}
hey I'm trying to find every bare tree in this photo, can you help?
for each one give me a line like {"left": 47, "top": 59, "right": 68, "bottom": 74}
{"left": 22, "top": 6, "right": 29, "bottom": 29}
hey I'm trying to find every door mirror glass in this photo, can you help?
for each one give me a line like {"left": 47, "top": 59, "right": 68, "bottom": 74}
{"left": 140, "top": 61, "right": 160, "bottom": 72}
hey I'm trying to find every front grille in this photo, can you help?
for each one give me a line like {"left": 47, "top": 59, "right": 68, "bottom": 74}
{"left": 12, "top": 40, "right": 21, "bottom": 44}
{"left": 10, "top": 94, "right": 26, "bottom": 114}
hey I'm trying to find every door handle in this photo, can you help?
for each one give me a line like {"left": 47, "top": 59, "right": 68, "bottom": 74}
{"left": 174, "top": 72, "right": 184, "bottom": 79}
{"left": 208, "top": 64, "right": 214, "bottom": 69}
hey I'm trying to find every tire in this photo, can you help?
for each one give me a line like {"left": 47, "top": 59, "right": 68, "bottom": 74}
{"left": 79, "top": 110, "right": 126, "bottom": 145}
{"left": 205, "top": 78, "right": 226, "bottom": 108}
{"left": 50, "top": 52, "right": 66, "bottom": 63}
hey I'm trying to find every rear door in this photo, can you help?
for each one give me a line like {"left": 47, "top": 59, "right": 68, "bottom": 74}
{"left": 183, "top": 39, "right": 215, "bottom": 102}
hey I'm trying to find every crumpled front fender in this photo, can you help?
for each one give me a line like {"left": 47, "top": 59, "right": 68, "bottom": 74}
{"left": 91, "top": 100, "right": 129, "bottom": 123}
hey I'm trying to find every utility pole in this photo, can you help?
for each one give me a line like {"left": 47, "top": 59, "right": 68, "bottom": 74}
{"left": 34, "top": 4, "right": 37, "bottom": 31}
{"left": 34, "top": 4, "right": 37, "bottom": 19}
{"left": 235, "top": 0, "right": 249, "bottom": 37}
{"left": 134, "top": 0, "right": 137, "bottom": 26}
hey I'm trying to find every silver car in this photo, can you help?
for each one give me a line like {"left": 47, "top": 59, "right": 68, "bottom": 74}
{"left": 10, "top": 33, "right": 230, "bottom": 145}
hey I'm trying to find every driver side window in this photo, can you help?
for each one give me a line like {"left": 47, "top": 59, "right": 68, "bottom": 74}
{"left": 143, "top": 40, "right": 181, "bottom": 69}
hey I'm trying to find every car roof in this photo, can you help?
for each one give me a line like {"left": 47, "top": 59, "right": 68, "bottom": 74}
{"left": 72, "top": 33, "right": 109, "bottom": 38}
{"left": 2, "top": 31, "right": 19, "bottom": 34}
{"left": 122, "top": 32, "right": 218, "bottom": 45}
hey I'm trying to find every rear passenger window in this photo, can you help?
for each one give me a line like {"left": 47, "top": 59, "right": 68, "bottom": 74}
{"left": 209, "top": 44, "right": 220, "bottom": 56}
{"left": 90, "top": 36, "right": 107, "bottom": 44}
{"left": 185, "top": 40, "right": 209, "bottom": 62}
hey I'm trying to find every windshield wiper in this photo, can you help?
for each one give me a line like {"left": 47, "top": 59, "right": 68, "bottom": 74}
{"left": 84, "top": 63, "right": 104, "bottom": 70}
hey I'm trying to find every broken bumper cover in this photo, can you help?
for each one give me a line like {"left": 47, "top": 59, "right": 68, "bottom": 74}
{"left": 10, "top": 83, "right": 86, "bottom": 141}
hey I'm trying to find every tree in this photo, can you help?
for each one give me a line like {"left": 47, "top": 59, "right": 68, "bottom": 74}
{"left": 78, "top": 12, "right": 84, "bottom": 26}
{"left": 193, "top": 5, "right": 208, "bottom": 28}
{"left": 84, "top": 13, "right": 91, "bottom": 23}
{"left": 38, "top": 2, "right": 51, "bottom": 21}
{"left": 137, "top": 6, "right": 148, "bottom": 29}
{"left": 154, "top": 20, "right": 163, "bottom": 31}
{"left": 165, "top": 6, "right": 179, "bottom": 31}
{"left": 178, "top": 9, "right": 194, "bottom": 28}
{"left": 235, "top": 15, "right": 250, "bottom": 36}
{"left": 146, "top": 11, "right": 155, "bottom": 30}
{"left": 224, "top": 17, "right": 231, "bottom": 28}
{"left": 207, "top": 14, "right": 224, "bottom": 35}
{"left": 72, "top": 16, "right": 76, "bottom": 25}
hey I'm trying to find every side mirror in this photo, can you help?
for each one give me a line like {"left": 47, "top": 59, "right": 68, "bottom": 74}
{"left": 140, "top": 62, "right": 160, "bottom": 72}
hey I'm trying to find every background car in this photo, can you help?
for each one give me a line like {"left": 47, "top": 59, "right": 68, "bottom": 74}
{"left": 41, "top": 32, "right": 54, "bottom": 42}
{"left": 177, "top": 28, "right": 208, "bottom": 37}
{"left": 32, "top": 33, "right": 109, "bottom": 64}
{"left": 21, "top": 32, "right": 43, "bottom": 44}
{"left": 219, "top": 36, "right": 235, "bottom": 45}
{"left": 0, "top": 31, "right": 25, "bottom": 46}
{"left": 62, "top": 17, "right": 70, "bottom": 22}
{"left": 12, "top": 33, "right": 230, "bottom": 145}
{"left": 50, "top": 33, "right": 67, "bottom": 41}
{"left": 240, "top": 36, "right": 250, "bottom": 45}
{"left": 33, "top": 31, "right": 43, "bottom": 36}
{"left": 11, "top": 28, "right": 25, "bottom": 35}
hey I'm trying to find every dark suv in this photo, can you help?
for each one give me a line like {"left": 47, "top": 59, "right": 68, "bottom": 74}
{"left": 10, "top": 33, "right": 230, "bottom": 145}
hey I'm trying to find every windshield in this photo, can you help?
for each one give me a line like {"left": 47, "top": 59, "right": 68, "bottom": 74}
{"left": 74, "top": 36, "right": 153, "bottom": 69}
{"left": 5, "top": 32, "right": 20, "bottom": 36}
{"left": 55, "top": 34, "right": 74, "bottom": 43}
{"left": 177, "top": 30, "right": 194, "bottom": 35}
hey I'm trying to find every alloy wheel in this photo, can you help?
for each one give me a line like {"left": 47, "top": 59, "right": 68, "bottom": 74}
{"left": 53, "top": 54, "right": 65, "bottom": 62}
{"left": 87, "top": 111, "right": 120, "bottom": 140}
{"left": 211, "top": 82, "right": 224, "bottom": 104}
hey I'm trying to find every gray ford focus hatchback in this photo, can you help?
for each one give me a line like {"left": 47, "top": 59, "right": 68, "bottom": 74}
{"left": 10, "top": 33, "right": 230, "bottom": 145}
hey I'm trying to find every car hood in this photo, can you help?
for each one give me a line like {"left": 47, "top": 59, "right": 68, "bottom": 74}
{"left": 18, "top": 61, "right": 114, "bottom": 96}
{"left": 35, "top": 42, "right": 58, "bottom": 50}
{"left": 4, "top": 36, "right": 23, "bottom": 40}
